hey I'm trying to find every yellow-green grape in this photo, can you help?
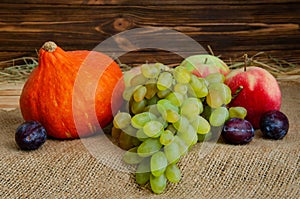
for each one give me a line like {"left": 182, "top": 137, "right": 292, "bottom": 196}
{"left": 173, "top": 66, "right": 191, "bottom": 84}
{"left": 147, "top": 95, "right": 159, "bottom": 106}
{"left": 174, "top": 83, "right": 188, "bottom": 95}
{"left": 150, "top": 174, "right": 167, "bottom": 194}
{"left": 159, "top": 130, "right": 175, "bottom": 145}
{"left": 133, "top": 86, "right": 147, "bottom": 102}
{"left": 164, "top": 109, "right": 180, "bottom": 123}
{"left": 209, "top": 106, "right": 229, "bottom": 127}
{"left": 157, "top": 88, "right": 171, "bottom": 98}
{"left": 198, "top": 131, "right": 212, "bottom": 142}
{"left": 191, "top": 115, "right": 211, "bottom": 135}
{"left": 131, "top": 99, "right": 147, "bottom": 114}
{"left": 165, "top": 164, "right": 181, "bottom": 183}
{"left": 157, "top": 72, "right": 173, "bottom": 91}
{"left": 143, "top": 121, "right": 164, "bottom": 138}
{"left": 123, "top": 147, "right": 144, "bottom": 165}
{"left": 180, "top": 98, "right": 203, "bottom": 121}
{"left": 189, "top": 75, "right": 208, "bottom": 98}
{"left": 166, "top": 92, "right": 185, "bottom": 107}
{"left": 141, "top": 63, "right": 160, "bottom": 78}
{"left": 154, "top": 62, "right": 168, "bottom": 71}
{"left": 119, "top": 131, "right": 135, "bottom": 150}
{"left": 157, "top": 99, "right": 179, "bottom": 114}
{"left": 122, "top": 124, "right": 137, "bottom": 137}
{"left": 166, "top": 124, "right": 177, "bottom": 134}
{"left": 145, "top": 83, "right": 158, "bottom": 99}
{"left": 136, "top": 128, "right": 148, "bottom": 141}
{"left": 202, "top": 105, "right": 212, "bottom": 120}
{"left": 164, "top": 141, "right": 180, "bottom": 164}
{"left": 173, "top": 116, "right": 190, "bottom": 133}
{"left": 205, "top": 73, "right": 225, "bottom": 84}
{"left": 132, "top": 136, "right": 141, "bottom": 147}
{"left": 145, "top": 104, "right": 160, "bottom": 117}
{"left": 130, "top": 73, "right": 147, "bottom": 86}
{"left": 150, "top": 151, "right": 168, "bottom": 177}
{"left": 113, "top": 112, "right": 131, "bottom": 129}
{"left": 229, "top": 106, "right": 247, "bottom": 119}
{"left": 122, "top": 86, "right": 136, "bottom": 101}
{"left": 177, "top": 125, "right": 197, "bottom": 147}
{"left": 123, "top": 70, "right": 136, "bottom": 88}
{"left": 156, "top": 116, "right": 168, "bottom": 129}
{"left": 206, "top": 82, "right": 231, "bottom": 108}
{"left": 136, "top": 158, "right": 151, "bottom": 185}
{"left": 174, "top": 136, "right": 188, "bottom": 156}
{"left": 131, "top": 112, "right": 157, "bottom": 129}
{"left": 111, "top": 126, "right": 122, "bottom": 140}
{"left": 137, "top": 138, "right": 162, "bottom": 157}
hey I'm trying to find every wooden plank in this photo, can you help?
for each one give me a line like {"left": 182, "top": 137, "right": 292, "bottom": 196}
{"left": 1, "top": 0, "right": 299, "bottom": 5}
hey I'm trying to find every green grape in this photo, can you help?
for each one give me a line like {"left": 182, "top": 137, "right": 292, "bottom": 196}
{"left": 113, "top": 112, "right": 131, "bottom": 129}
{"left": 136, "top": 158, "right": 151, "bottom": 185}
{"left": 156, "top": 116, "right": 168, "bottom": 129}
{"left": 145, "top": 83, "right": 158, "bottom": 99}
{"left": 144, "top": 104, "right": 160, "bottom": 117}
{"left": 147, "top": 95, "right": 159, "bottom": 106}
{"left": 131, "top": 112, "right": 157, "bottom": 129}
{"left": 130, "top": 73, "right": 147, "bottom": 86}
{"left": 177, "top": 125, "right": 197, "bottom": 147}
{"left": 174, "top": 83, "right": 188, "bottom": 95}
{"left": 137, "top": 138, "right": 162, "bottom": 157}
{"left": 191, "top": 115, "right": 211, "bottom": 135}
{"left": 164, "top": 109, "right": 180, "bottom": 123}
{"left": 166, "top": 124, "right": 177, "bottom": 135}
{"left": 141, "top": 63, "right": 160, "bottom": 78}
{"left": 119, "top": 131, "right": 135, "bottom": 150}
{"left": 173, "top": 116, "right": 190, "bottom": 132}
{"left": 157, "top": 72, "right": 173, "bottom": 91}
{"left": 123, "top": 147, "right": 144, "bottom": 165}
{"left": 189, "top": 75, "right": 208, "bottom": 98}
{"left": 205, "top": 73, "right": 225, "bottom": 84}
{"left": 164, "top": 141, "right": 180, "bottom": 164}
{"left": 159, "top": 130, "right": 175, "bottom": 145}
{"left": 173, "top": 66, "right": 191, "bottom": 84}
{"left": 206, "top": 82, "right": 231, "bottom": 108}
{"left": 123, "top": 70, "right": 136, "bottom": 88}
{"left": 122, "top": 124, "right": 137, "bottom": 137}
{"left": 157, "top": 88, "right": 171, "bottom": 98}
{"left": 154, "top": 62, "right": 168, "bottom": 71}
{"left": 157, "top": 99, "right": 179, "bottom": 113}
{"left": 131, "top": 99, "right": 147, "bottom": 114}
{"left": 136, "top": 128, "right": 149, "bottom": 141}
{"left": 229, "top": 106, "right": 247, "bottom": 119}
{"left": 165, "top": 164, "right": 181, "bottom": 183}
{"left": 111, "top": 126, "right": 122, "bottom": 140}
{"left": 209, "top": 106, "right": 229, "bottom": 127}
{"left": 198, "top": 130, "right": 213, "bottom": 142}
{"left": 122, "top": 86, "right": 136, "bottom": 101}
{"left": 180, "top": 98, "right": 203, "bottom": 121}
{"left": 143, "top": 121, "right": 164, "bottom": 138}
{"left": 150, "top": 174, "right": 167, "bottom": 194}
{"left": 133, "top": 86, "right": 147, "bottom": 102}
{"left": 132, "top": 136, "right": 141, "bottom": 146}
{"left": 150, "top": 151, "right": 168, "bottom": 177}
{"left": 173, "top": 136, "right": 188, "bottom": 156}
{"left": 202, "top": 105, "right": 212, "bottom": 120}
{"left": 166, "top": 92, "right": 184, "bottom": 107}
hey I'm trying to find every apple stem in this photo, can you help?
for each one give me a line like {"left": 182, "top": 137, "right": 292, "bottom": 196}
{"left": 204, "top": 57, "right": 208, "bottom": 64}
{"left": 244, "top": 54, "right": 248, "bottom": 72}
{"left": 232, "top": 86, "right": 244, "bottom": 100}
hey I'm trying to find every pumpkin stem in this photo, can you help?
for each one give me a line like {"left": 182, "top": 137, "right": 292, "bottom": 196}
{"left": 42, "top": 41, "right": 57, "bottom": 52}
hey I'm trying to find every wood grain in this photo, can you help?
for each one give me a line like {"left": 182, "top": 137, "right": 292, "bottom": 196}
{"left": 0, "top": 1, "right": 299, "bottom": 65}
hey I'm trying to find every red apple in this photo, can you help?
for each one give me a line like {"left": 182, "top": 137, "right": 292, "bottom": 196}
{"left": 225, "top": 66, "right": 281, "bottom": 129}
{"left": 180, "top": 54, "right": 230, "bottom": 77}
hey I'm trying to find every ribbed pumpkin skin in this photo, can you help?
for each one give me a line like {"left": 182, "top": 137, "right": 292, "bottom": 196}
{"left": 19, "top": 42, "right": 124, "bottom": 139}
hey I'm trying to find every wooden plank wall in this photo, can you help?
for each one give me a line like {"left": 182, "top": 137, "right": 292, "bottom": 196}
{"left": 0, "top": 0, "right": 299, "bottom": 67}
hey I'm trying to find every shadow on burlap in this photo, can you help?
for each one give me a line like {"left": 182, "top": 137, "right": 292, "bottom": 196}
{"left": 0, "top": 82, "right": 299, "bottom": 199}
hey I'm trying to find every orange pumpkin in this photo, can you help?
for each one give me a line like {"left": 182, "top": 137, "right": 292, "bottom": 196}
{"left": 20, "top": 41, "right": 124, "bottom": 139}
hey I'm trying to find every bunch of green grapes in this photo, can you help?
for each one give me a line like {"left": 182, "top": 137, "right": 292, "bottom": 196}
{"left": 112, "top": 63, "right": 246, "bottom": 194}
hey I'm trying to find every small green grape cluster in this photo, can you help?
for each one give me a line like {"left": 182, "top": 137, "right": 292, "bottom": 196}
{"left": 112, "top": 63, "right": 246, "bottom": 194}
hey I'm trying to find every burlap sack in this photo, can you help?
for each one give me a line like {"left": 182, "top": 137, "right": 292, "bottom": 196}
{"left": 0, "top": 81, "right": 299, "bottom": 199}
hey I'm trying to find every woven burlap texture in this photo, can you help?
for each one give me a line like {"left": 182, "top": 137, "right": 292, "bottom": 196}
{"left": 0, "top": 81, "right": 299, "bottom": 199}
